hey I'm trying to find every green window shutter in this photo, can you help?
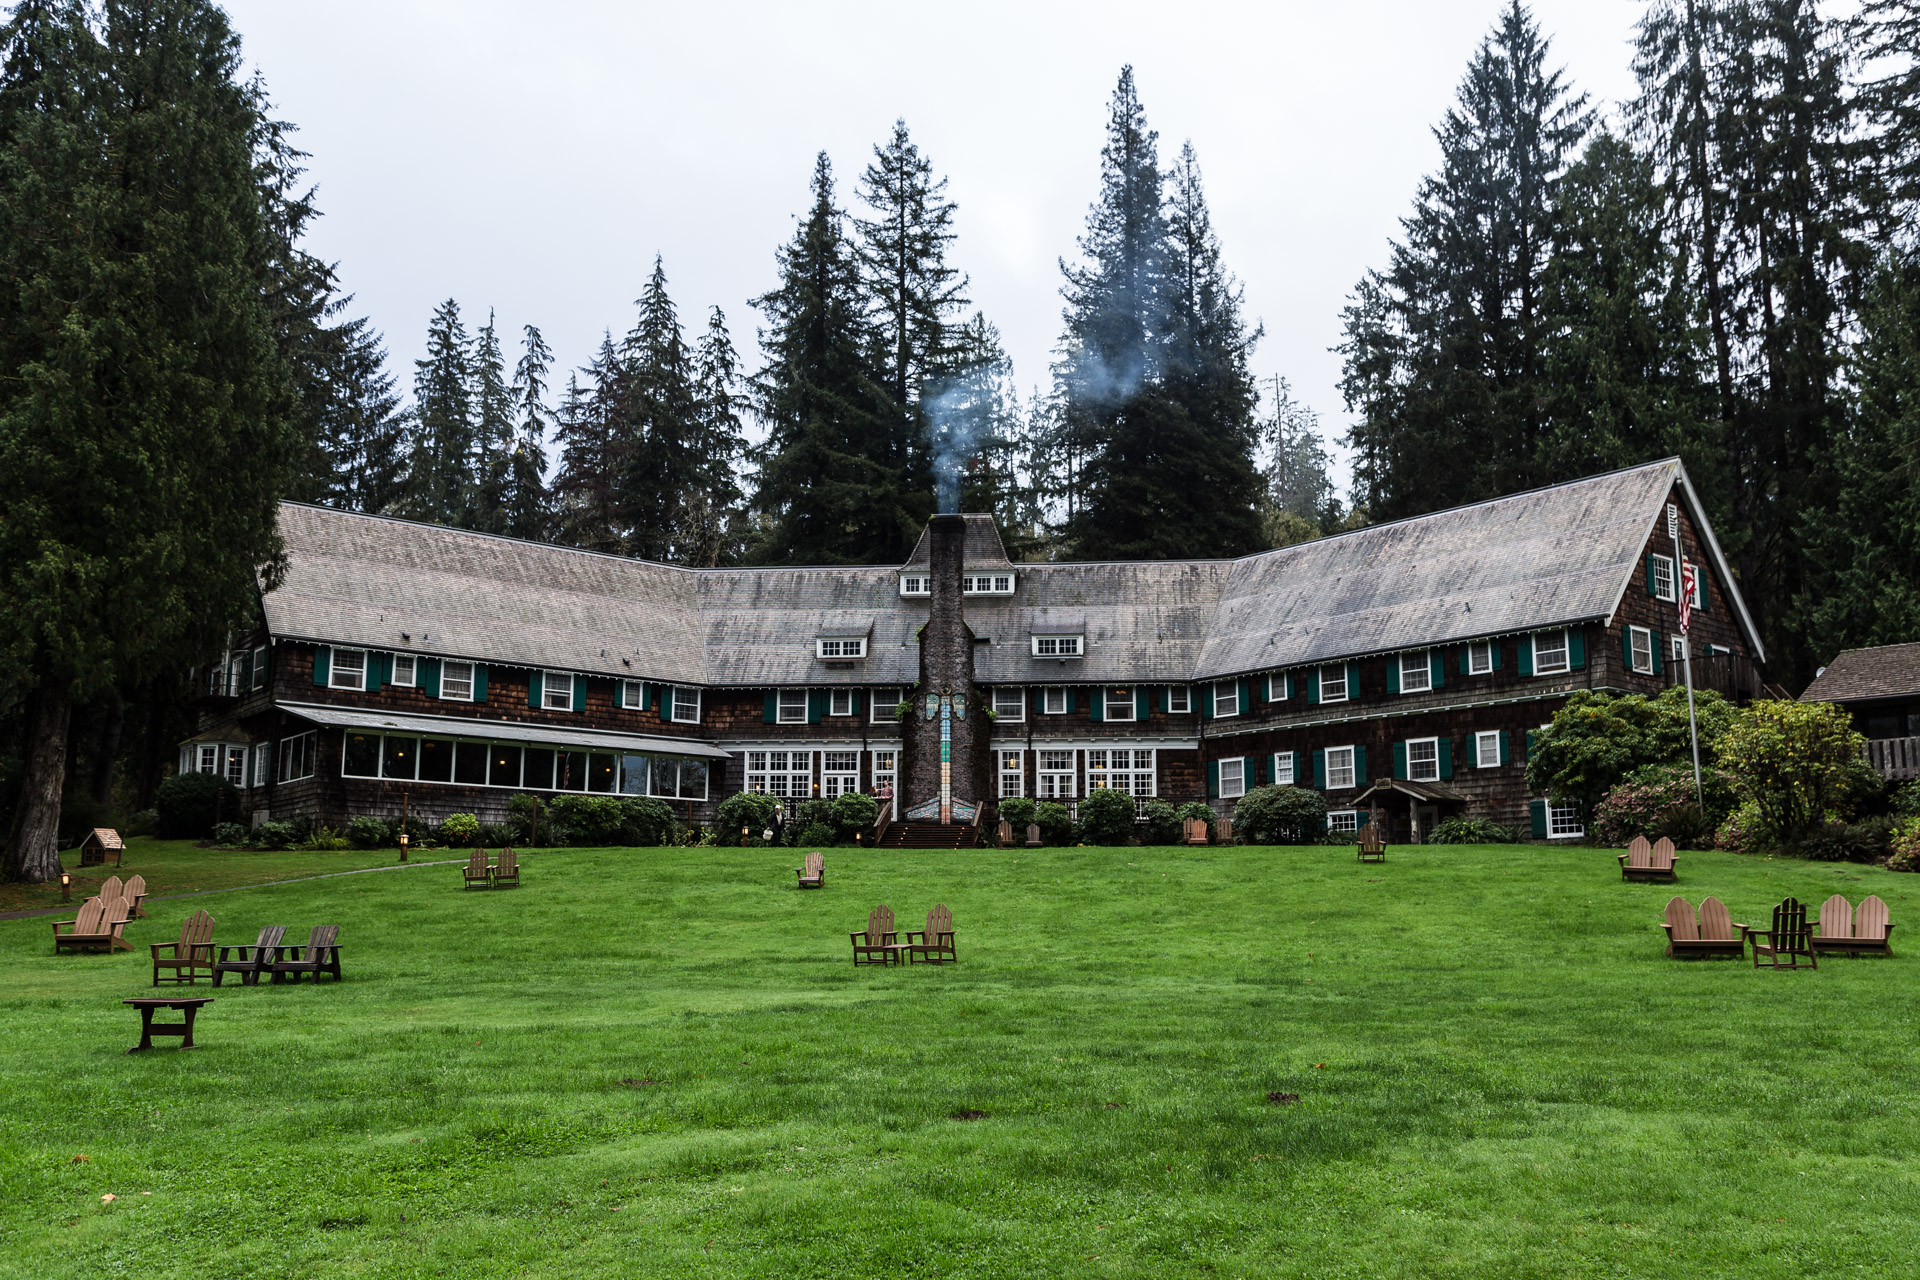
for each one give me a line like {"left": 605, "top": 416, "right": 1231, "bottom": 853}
{"left": 1312, "top": 749, "right": 1326, "bottom": 788}
{"left": 1530, "top": 799, "right": 1548, "bottom": 838}
{"left": 1089, "top": 690, "right": 1104, "bottom": 722}
{"left": 369, "top": 652, "right": 391, "bottom": 691}
{"left": 1518, "top": 638, "right": 1534, "bottom": 676}
{"left": 1458, "top": 645, "right": 1472, "bottom": 676}
{"left": 1206, "top": 761, "right": 1220, "bottom": 798}
{"left": 473, "top": 665, "right": 487, "bottom": 702}
{"left": 1622, "top": 628, "right": 1635, "bottom": 670}
{"left": 1064, "top": 688, "right": 1076, "bottom": 714}
{"left": 312, "top": 646, "right": 330, "bottom": 686}
{"left": 1135, "top": 687, "right": 1148, "bottom": 720}
{"left": 1158, "top": 686, "right": 1169, "bottom": 714}
{"left": 808, "top": 689, "right": 825, "bottom": 723}
{"left": 1698, "top": 574, "right": 1710, "bottom": 612}
{"left": 1525, "top": 730, "right": 1538, "bottom": 759}
{"left": 1306, "top": 669, "right": 1320, "bottom": 705}
{"left": 1286, "top": 672, "right": 1297, "bottom": 700}
{"left": 1438, "top": 737, "right": 1453, "bottom": 779}
{"left": 1491, "top": 642, "right": 1503, "bottom": 671}
{"left": 764, "top": 691, "right": 777, "bottom": 724}
{"left": 528, "top": 670, "right": 543, "bottom": 709}
{"left": 573, "top": 676, "right": 587, "bottom": 712}
{"left": 1393, "top": 741, "right": 1407, "bottom": 779}
{"left": 1354, "top": 745, "right": 1368, "bottom": 783}
{"left": 852, "top": 690, "right": 864, "bottom": 716}
{"left": 1238, "top": 678, "right": 1251, "bottom": 714}
{"left": 1569, "top": 629, "right": 1587, "bottom": 670}
{"left": 1033, "top": 688, "right": 1046, "bottom": 714}
{"left": 1498, "top": 730, "right": 1510, "bottom": 766}
{"left": 1199, "top": 684, "right": 1212, "bottom": 718}
{"left": 1653, "top": 633, "right": 1664, "bottom": 676}
{"left": 238, "top": 650, "right": 254, "bottom": 689}
{"left": 421, "top": 657, "right": 441, "bottom": 698}
{"left": 1347, "top": 662, "right": 1360, "bottom": 699}
{"left": 1645, "top": 555, "right": 1658, "bottom": 595}
{"left": 1430, "top": 650, "right": 1444, "bottom": 689}
{"left": 1386, "top": 658, "right": 1400, "bottom": 694}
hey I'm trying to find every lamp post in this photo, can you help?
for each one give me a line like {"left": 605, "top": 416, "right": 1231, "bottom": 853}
{"left": 399, "top": 790, "right": 410, "bottom": 862}
{"left": 60, "top": 872, "right": 71, "bottom": 903}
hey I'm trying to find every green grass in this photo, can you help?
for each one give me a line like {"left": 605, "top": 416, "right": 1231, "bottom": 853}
{"left": 1, "top": 841, "right": 1914, "bottom": 1278}
{"left": 0, "top": 839, "right": 434, "bottom": 916}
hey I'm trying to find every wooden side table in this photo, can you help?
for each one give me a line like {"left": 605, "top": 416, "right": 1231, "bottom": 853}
{"left": 122, "top": 997, "right": 213, "bottom": 1053}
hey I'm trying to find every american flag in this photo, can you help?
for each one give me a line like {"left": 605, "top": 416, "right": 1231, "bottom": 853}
{"left": 1679, "top": 562, "right": 1695, "bottom": 637}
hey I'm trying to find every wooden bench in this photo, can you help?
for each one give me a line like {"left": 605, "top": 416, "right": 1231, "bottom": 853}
{"left": 123, "top": 997, "right": 212, "bottom": 1052}
{"left": 462, "top": 849, "right": 492, "bottom": 890}
{"left": 212, "top": 925, "right": 286, "bottom": 986}
{"left": 1618, "top": 836, "right": 1679, "bottom": 882}
{"left": 1750, "top": 897, "right": 1817, "bottom": 969}
{"left": 271, "top": 925, "right": 342, "bottom": 984}
{"left": 850, "top": 905, "right": 904, "bottom": 966}
{"left": 1356, "top": 827, "right": 1386, "bottom": 863}
{"left": 493, "top": 847, "right": 520, "bottom": 889}
{"left": 1661, "top": 896, "right": 1747, "bottom": 959}
{"left": 795, "top": 851, "right": 825, "bottom": 889}
{"left": 53, "top": 897, "right": 116, "bottom": 954}
{"left": 1812, "top": 894, "right": 1894, "bottom": 957}
{"left": 152, "top": 910, "right": 216, "bottom": 986}
{"left": 906, "top": 904, "right": 957, "bottom": 965}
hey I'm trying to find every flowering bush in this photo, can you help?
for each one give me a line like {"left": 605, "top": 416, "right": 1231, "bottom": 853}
{"left": 1714, "top": 801, "right": 1767, "bottom": 855}
{"left": 1590, "top": 763, "right": 1739, "bottom": 847}
{"left": 1713, "top": 700, "right": 1879, "bottom": 841}
{"left": 1887, "top": 818, "right": 1920, "bottom": 873}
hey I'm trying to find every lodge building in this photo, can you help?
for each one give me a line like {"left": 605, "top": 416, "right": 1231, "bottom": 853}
{"left": 181, "top": 458, "right": 1768, "bottom": 843}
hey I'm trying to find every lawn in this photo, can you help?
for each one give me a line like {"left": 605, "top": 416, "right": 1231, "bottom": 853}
{"left": 1, "top": 840, "right": 1913, "bottom": 1279}
{"left": 0, "top": 838, "right": 433, "bottom": 916}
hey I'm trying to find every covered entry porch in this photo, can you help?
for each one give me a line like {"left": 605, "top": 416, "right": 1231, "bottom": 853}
{"left": 1351, "top": 778, "right": 1470, "bottom": 844}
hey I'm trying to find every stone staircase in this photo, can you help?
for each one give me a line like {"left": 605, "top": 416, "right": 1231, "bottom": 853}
{"left": 877, "top": 822, "right": 976, "bottom": 850}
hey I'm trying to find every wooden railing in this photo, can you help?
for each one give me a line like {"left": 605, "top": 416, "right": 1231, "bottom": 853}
{"left": 872, "top": 798, "right": 892, "bottom": 846}
{"left": 1868, "top": 737, "right": 1920, "bottom": 782}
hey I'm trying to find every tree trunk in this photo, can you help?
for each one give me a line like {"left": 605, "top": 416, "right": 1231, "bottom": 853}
{"left": 92, "top": 689, "right": 125, "bottom": 806}
{"left": 6, "top": 685, "right": 72, "bottom": 882}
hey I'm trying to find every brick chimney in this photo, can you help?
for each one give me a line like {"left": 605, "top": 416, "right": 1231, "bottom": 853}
{"left": 901, "top": 514, "right": 986, "bottom": 822}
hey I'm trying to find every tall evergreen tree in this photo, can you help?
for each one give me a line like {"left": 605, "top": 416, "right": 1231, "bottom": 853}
{"left": 468, "top": 311, "right": 515, "bottom": 534}
{"left": 312, "top": 312, "right": 406, "bottom": 513}
{"left": 752, "top": 153, "right": 908, "bottom": 563}
{"left": 403, "top": 299, "right": 476, "bottom": 526}
{"left": 503, "top": 323, "right": 554, "bottom": 541}
{"left": 551, "top": 342, "right": 628, "bottom": 554}
{"left": 682, "top": 306, "right": 748, "bottom": 566}
{"left": 1260, "top": 376, "right": 1340, "bottom": 546}
{"left": 619, "top": 257, "right": 702, "bottom": 562}
{"left": 0, "top": 0, "right": 297, "bottom": 879}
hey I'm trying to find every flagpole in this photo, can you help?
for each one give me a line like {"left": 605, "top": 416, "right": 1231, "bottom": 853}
{"left": 1671, "top": 504, "right": 1704, "bottom": 809}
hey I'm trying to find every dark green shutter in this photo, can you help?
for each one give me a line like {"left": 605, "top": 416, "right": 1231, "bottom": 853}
{"left": 473, "top": 666, "right": 487, "bottom": 702}
{"left": 1393, "top": 741, "right": 1407, "bottom": 779}
{"left": 529, "top": 670, "right": 543, "bottom": 708}
{"left": 1438, "top": 737, "right": 1453, "bottom": 779}
{"left": 852, "top": 690, "right": 864, "bottom": 716}
{"left": 808, "top": 689, "right": 825, "bottom": 723}
{"left": 312, "top": 646, "right": 330, "bottom": 686}
{"left": 1498, "top": 730, "right": 1510, "bottom": 766}
{"left": 367, "top": 652, "right": 390, "bottom": 691}
{"left": 1653, "top": 633, "right": 1664, "bottom": 676}
{"left": 1312, "top": 749, "right": 1326, "bottom": 788}
{"left": 764, "top": 691, "right": 778, "bottom": 723}
{"left": 1645, "top": 555, "right": 1658, "bottom": 595}
{"left": 1089, "top": 690, "right": 1104, "bottom": 722}
{"left": 1622, "top": 628, "right": 1635, "bottom": 671}
{"left": 1525, "top": 730, "right": 1538, "bottom": 758}
{"left": 1034, "top": 688, "right": 1046, "bottom": 714}
{"left": 1530, "top": 799, "right": 1548, "bottom": 837}
{"left": 1238, "top": 678, "right": 1251, "bottom": 714}
{"left": 1158, "top": 686, "right": 1169, "bottom": 714}
{"left": 1386, "top": 657, "right": 1400, "bottom": 693}
{"left": 1135, "top": 687, "right": 1148, "bottom": 720}
{"left": 1518, "top": 639, "right": 1534, "bottom": 676}
{"left": 1569, "top": 630, "right": 1587, "bottom": 670}
{"left": 1459, "top": 645, "right": 1472, "bottom": 676}
{"left": 1306, "top": 670, "right": 1320, "bottom": 705}
{"left": 1347, "top": 662, "right": 1360, "bottom": 699}
{"left": 1430, "top": 650, "right": 1444, "bottom": 689}
{"left": 238, "top": 650, "right": 254, "bottom": 690}
{"left": 1207, "top": 761, "right": 1220, "bottom": 798}
{"left": 1492, "top": 642, "right": 1503, "bottom": 671}
{"left": 573, "top": 676, "right": 587, "bottom": 712}
{"left": 421, "top": 657, "right": 441, "bottom": 698}
{"left": 1353, "top": 745, "right": 1368, "bottom": 784}
{"left": 1698, "top": 573, "right": 1710, "bottom": 612}
{"left": 1064, "top": 688, "right": 1075, "bottom": 714}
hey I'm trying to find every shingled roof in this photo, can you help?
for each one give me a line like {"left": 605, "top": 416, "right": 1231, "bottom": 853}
{"left": 262, "top": 457, "right": 1760, "bottom": 688}
{"left": 1799, "top": 642, "right": 1920, "bottom": 704}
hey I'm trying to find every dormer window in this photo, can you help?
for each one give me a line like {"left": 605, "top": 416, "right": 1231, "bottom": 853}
{"left": 962, "top": 573, "right": 1014, "bottom": 595}
{"left": 899, "top": 574, "right": 930, "bottom": 596}
{"left": 1032, "top": 634, "right": 1083, "bottom": 658}
{"left": 817, "top": 637, "right": 867, "bottom": 660}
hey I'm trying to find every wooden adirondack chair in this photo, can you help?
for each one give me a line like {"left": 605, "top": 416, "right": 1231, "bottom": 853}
{"left": 124, "top": 874, "right": 149, "bottom": 918}
{"left": 1216, "top": 818, "right": 1235, "bottom": 845}
{"left": 1182, "top": 819, "right": 1210, "bottom": 846}
{"left": 1812, "top": 894, "right": 1895, "bottom": 957}
{"left": 212, "top": 925, "right": 286, "bottom": 986}
{"left": 99, "top": 875, "right": 124, "bottom": 908}
{"left": 1750, "top": 897, "right": 1817, "bottom": 969}
{"left": 906, "top": 904, "right": 957, "bottom": 964}
{"left": 462, "top": 849, "right": 492, "bottom": 890}
{"left": 1356, "top": 826, "right": 1386, "bottom": 863}
{"left": 1618, "top": 836, "right": 1675, "bottom": 881}
{"left": 271, "top": 925, "right": 342, "bottom": 984}
{"left": 493, "top": 848, "right": 520, "bottom": 889}
{"left": 53, "top": 897, "right": 115, "bottom": 954}
{"left": 1660, "top": 896, "right": 1747, "bottom": 958}
{"left": 795, "top": 851, "right": 825, "bottom": 889}
{"left": 996, "top": 820, "right": 1014, "bottom": 848}
{"left": 151, "top": 910, "right": 216, "bottom": 986}
{"left": 101, "top": 891, "right": 134, "bottom": 952}
{"left": 850, "top": 904, "right": 902, "bottom": 966}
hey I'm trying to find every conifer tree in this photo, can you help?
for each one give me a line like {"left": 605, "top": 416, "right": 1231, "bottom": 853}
{"left": 503, "top": 323, "right": 554, "bottom": 541}
{"left": 313, "top": 313, "right": 407, "bottom": 513}
{"left": 403, "top": 299, "right": 476, "bottom": 526}
{"left": 752, "top": 153, "right": 907, "bottom": 563}
{"left": 468, "top": 311, "right": 515, "bottom": 534}
{"left": 682, "top": 306, "right": 748, "bottom": 566}
{"left": 620, "top": 257, "right": 702, "bottom": 562}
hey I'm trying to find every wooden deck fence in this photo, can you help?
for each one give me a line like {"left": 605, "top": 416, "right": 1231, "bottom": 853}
{"left": 1868, "top": 736, "right": 1920, "bottom": 782}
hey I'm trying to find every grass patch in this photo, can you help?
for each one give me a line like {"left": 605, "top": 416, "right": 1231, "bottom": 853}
{"left": 1, "top": 842, "right": 1915, "bottom": 1277}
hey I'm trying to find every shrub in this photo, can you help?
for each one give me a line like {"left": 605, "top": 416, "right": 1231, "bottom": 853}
{"left": 1714, "top": 700, "right": 1880, "bottom": 842}
{"left": 299, "top": 825, "right": 349, "bottom": 851}
{"left": 716, "top": 792, "right": 783, "bottom": 846}
{"left": 1894, "top": 780, "right": 1920, "bottom": 818}
{"left": 1232, "top": 786, "right": 1328, "bottom": 845}
{"left": 440, "top": 813, "right": 482, "bottom": 846}
{"left": 1034, "top": 801, "right": 1074, "bottom": 847}
{"left": 1888, "top": 818, "right": 1920, "bottom": 872}
{"left": 155, "top": 771, "right": 241, "bottom": 839}
{"left": 505, "top": 793, "right": 542, "bottom": 843}
{"left": 793, "top": 821, "right": 836, "bottom": 849}
{"left": 478, "top": 822, "right": 516, "bottom": 848}
{"left": 253, "top": 820, "right": 299, "bottom": 851}
{"left": 1590, "top": 764, "right": 1739, "bottom": 848}
{"left": 211, "top": 821, "right": 248, "bottom": 847}
{"left": 1526, "top": 686, "right": 1741, "bottom": 821}
{"left": 1140, "top": 799, "right": 1181, "bottom": 845}
{"left": 347, "top": 815, "right": 393, "bottom": 849}
{"left": 125, "top": 809, "right": 158, "bottom": 837}
{"left": 620, "top": 797, "right": 675, "bottom": 847}
{"left": 1714, "top": 801, "right": 1766, "bottom": 855}
{"left": 1080, "top": 788, "right": 1137, "bottom": 845}
{"left": 830, "top": 791, "right": 878, "bottom": 840}
{"left": 998, "top": 797, "right": 1037, "bottom": 831}
{"left": 1427, "top": 816, "right": 1520, "bottom": 844}
{"left": 544, "top": 796, "right": 625, "bottom": 846}
{"left": 1176, "top": 801, "right": 1213, "bottom": 822}
{"left": 1789, "top": 816, "right": 1895, "bottom": 864}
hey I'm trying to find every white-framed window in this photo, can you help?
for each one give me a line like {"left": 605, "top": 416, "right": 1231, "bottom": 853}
{"left": 1628, "top": 625, "right": 1655, "bottom": 675}
{"left": 821, "top": 750, "right": 860, "bottom": 797}
{"left": 1328, "top": 810, "right": 1360, "bottom": 834}
{"left": 1041, "top": 687, "right": 1068, "bottom": 715}
{"left": 198, "top": 744, "right": 220, "bottom": 775}
{"left": 1038, "top": 749, "right": 1076, "bottom": 799}
{"left": 1325, "top": 745, "right": 1357, "bottom": 790}
{"left": 1212, "top": 680, "right": 1239, "bottom": 718}
{"left": 250, "top": 743, "right": 270, "bottom": 788}
{"left": 745, "top": 749, "right": 813, "bottom": 800}
{"left": 543, "top": 671, "right": 575, "bottom": 711}
{"left": 1672, "top": 635, "right": 1686, "bottom": 664}
{"left": 251, "top": 645, "right": 268, "bottom": 691}
{"left": 669, "top": 686, "right": 701, "bottom": 724}
{"left": 1399, "top": 650, "right": 1431, "bottom": 694}
{"left": 1475, "top": 730, "right": 1502, "bottom": 769}
{"left": 776, "top": 688, "right": 808, "bottom": 724}
{"left": 1685, "top": 562, "right": 1704, "bottom": 608}
{"left": 1167, "top": 685, "right": 1192, "bottom": 713}
{"left": 1468, "top": 640, "right": 1494, "bottom": 675}
{"left": 620, "top": 680, "right": 645, "bottom": 710}
{"left": 1406, "top": 736, "right": 1440, "bottom": 782}
{"left": 1532, "top": 630, "right": 1570, "bottom": 675}
{"left": 1033, "top": 634, "right": 1084, "bottom": 658}
{"left": 224, "top": 746, "right": 246, "bottom": 786}
{"left": 1265, "top": 673, "right": 1287, "bottom": 702}
{"left": 1320, "top": 663, "right": 1348, "bottom": 704}
{"left": 871, "top": 749, "right": 897, "bottom": 797}
{"left": 1104, "top": 687, "right": 1136, "bottom": 722}
{"left": 329, "top": 648, "right": 367, "bottom": 691}
{"left": 1650, "top": 553, "right": 1676, "bottom": 602}
{"left": 900, "top": 574, "right": 930, "bottom": 596}
{"left": 441, "top": 660, "right": 474, "bottom": 702}
{"left": 817, "top": 637, "right": 867, "bottom": 659}
{"left": 962, "top": 573, "right": 1014, "bottom": 595}
{"left": 998, "top": 749, "right": 1025, "bottom": 799}
{"left": 828, "top": 689, "right": 854, "bottom": 717}
{"left": 1547, "top": 803, "right": 1585, "bottom": 839}
{"left": 1218, "top": 757, "right": 1246, "bottom": 799}
{"left": 1273, "top": 751, "right": 1296, "bottom": 785}
{"left": 1088, "top": 748, "right": 1155, "bottom": 796}
{"left": 993, "top": 687, "right": 1025, "bottom": 722}
{"left": 872, "top": 688, "right": 902, "bottom": 724}
{"left": 277, "top": 731, "right": 316, "bottom": 783}
{"left": 392, "top": 654, "right": 416, "bottom": 688}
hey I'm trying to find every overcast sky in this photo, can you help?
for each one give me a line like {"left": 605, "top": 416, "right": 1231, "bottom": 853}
{"left": 222, "top": 0, "right": 1647, "bottom": 491}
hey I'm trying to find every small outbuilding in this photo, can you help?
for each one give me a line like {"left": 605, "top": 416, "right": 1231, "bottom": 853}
{"left": 78, "top": 827, "right": 125, "bottom": 867}
{"left": 1800, "top": 641, "right": 1920, "bottom": 781}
